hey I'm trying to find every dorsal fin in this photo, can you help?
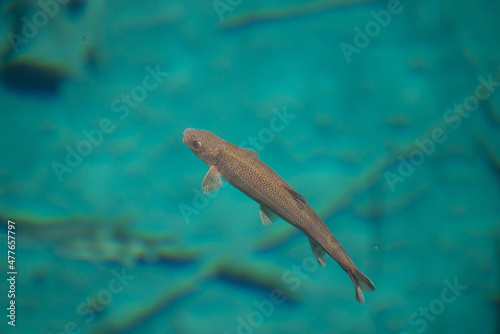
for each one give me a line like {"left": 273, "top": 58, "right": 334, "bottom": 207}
{"left": 241, "top": 147, "right": 259, "bottom": 157}
{"left": 282, "top": 183, "right": 307, "bottom": 209}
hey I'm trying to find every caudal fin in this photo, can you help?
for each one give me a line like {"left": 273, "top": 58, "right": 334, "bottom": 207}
{"left": 348, "top": 268, "right": 376, "bottom": 304}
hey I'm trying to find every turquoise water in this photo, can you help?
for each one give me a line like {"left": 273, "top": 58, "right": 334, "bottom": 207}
{"left": 0, "top": 0, "right": 499, "bottom": 333}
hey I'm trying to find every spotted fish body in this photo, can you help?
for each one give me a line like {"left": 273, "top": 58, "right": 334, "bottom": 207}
{"left": 183, "top": 128, "right": 375, "bottom": 303}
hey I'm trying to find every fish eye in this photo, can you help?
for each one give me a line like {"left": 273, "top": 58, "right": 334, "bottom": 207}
{"left": 192, "top": 140, "right": 201, "bottom": 149}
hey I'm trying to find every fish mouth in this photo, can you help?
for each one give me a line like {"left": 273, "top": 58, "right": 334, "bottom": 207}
{"left": 183, "top": 128, "right": 195, "bottom": 144}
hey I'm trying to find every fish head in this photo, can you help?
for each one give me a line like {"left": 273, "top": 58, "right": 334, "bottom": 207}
{"left": 183, "top": 128, "right": 222, "bottom": 166}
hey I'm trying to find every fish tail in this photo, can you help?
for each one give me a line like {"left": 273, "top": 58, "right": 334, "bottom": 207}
{"left": 348, "top": 268, "right": 376, "bottom": 304}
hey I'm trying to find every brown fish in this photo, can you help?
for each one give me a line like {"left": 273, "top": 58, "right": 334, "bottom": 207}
{"left": 183, "top": 128, "right": 375, "bottom": 303}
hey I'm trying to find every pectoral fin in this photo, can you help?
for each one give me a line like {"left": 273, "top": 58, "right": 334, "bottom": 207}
{"left": 260, "top": 204, "right": 279, "bottom": 225}
{"left": 308, "top": 237, "right": 327, "bottom": 267}
{"left": 202, "top": 166, "right": 222, "bottom": 194}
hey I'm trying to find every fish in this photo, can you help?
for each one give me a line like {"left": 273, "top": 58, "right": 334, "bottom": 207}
{"left": 182, "top": 128, "right": 376, "bottom": 304}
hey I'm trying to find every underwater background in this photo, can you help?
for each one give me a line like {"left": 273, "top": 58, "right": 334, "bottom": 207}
{"left": 1, "top": 0, "right": 499, "bottom": 333}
